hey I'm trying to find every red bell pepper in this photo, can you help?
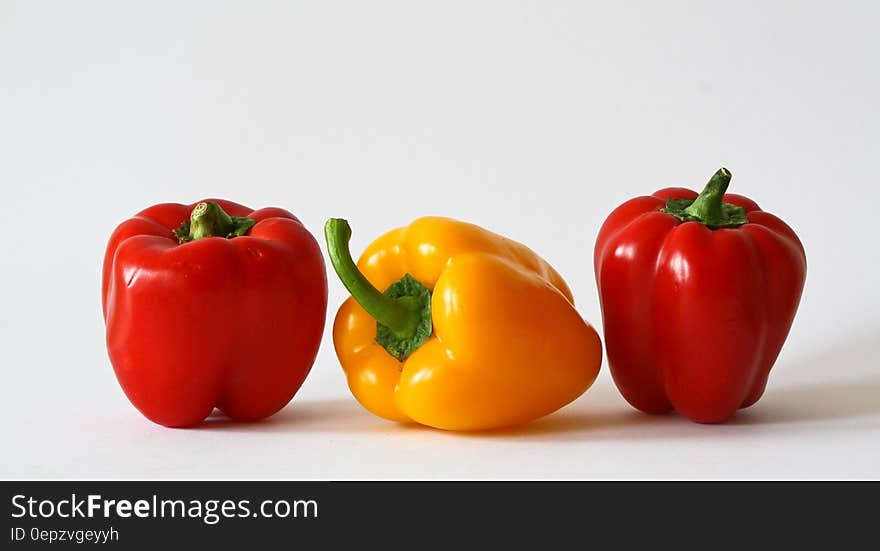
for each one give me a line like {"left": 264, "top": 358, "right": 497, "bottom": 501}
{"left": 594, "top": 168, "right": 806, "bottom": 423}
{"left": 102, "top": 199, "right": 327, "bottom": 427}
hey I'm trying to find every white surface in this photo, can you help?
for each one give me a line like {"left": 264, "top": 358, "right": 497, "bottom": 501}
{"left": 2, "top": 1, "right": 878, "bottom": 479}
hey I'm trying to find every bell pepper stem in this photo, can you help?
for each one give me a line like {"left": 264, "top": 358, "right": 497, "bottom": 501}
{"left": 190, "top": 202, "right": 235, "bottom": 240}
{"left": 682, "top": 168, "right": 732, "bottom": 224}
{"left": 173, "top": 201, "right": 256, "bottom": 244}
{"left": 324, "top": 218, "right": 422, "bottom": 337}
{"left": 661, "top": 167, "right": 747, "bottom": 229}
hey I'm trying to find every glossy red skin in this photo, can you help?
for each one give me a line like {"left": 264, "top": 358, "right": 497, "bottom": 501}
{"left": 594, "top": 188, "right": 806, "bottom": 423}
{"left": 102, "top": 199, "right": 327, "bottom": 427}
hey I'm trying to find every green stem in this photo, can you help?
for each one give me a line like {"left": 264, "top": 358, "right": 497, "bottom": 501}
{"left": 324, "top": 218, "right": 421, "bottom": 337}
{"left": 173, "top": 202, "right": 256, "bottom": 244}
{"left": 682, "top": 168, "right": 731, "bottom": 224}
{"left": 660, "top": 168, "right": 748, "bottom": 229}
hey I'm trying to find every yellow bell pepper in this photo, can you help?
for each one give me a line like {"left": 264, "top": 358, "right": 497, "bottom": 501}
{"left": 324, "top": 217, "right": 602, "bottom": 431}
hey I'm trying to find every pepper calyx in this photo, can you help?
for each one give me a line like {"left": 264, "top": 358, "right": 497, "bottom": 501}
{"left": 661, "top": 168, "right": 748, "bottom": 229}
{"left": 375, "top": 274, "right": 433, "bottom": 362}
{"left": 174, "top": 201, "right": 256, "bottom": 244}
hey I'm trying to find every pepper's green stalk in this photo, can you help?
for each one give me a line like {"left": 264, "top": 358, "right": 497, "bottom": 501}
{"left": 324, "top": 218, "right": 432, "bottom": 361}
{"left": 661, "top": 168, "right": 749, "bottom": 229}
{"left": 173, "top": 202, "right": 256, "bottom": 244}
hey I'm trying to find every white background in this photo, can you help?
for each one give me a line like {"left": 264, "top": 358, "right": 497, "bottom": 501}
{"left": 2, "top": 1, "right": 878, "bottom": 479}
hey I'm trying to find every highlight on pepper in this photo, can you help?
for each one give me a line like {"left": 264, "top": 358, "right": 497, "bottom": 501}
{"left": 325, "top": 216, "right": 603, "bottom": 431}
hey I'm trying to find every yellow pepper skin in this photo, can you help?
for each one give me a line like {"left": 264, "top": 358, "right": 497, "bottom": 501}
{"left": 326, "top": 216, "right": 602, "bottom": 431}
